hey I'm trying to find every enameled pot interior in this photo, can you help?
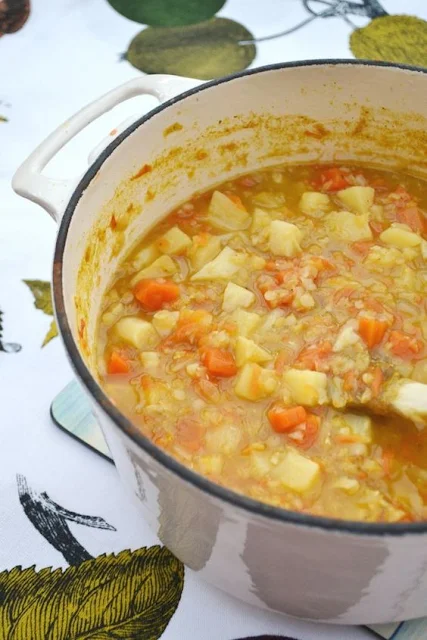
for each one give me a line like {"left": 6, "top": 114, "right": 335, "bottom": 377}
{"left": 55, "top": 61, "right": 427, "bottom": 534}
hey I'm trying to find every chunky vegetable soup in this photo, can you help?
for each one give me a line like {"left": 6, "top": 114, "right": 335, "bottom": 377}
{"left": 98, "top": 164, "right": 427, "bottom": 523}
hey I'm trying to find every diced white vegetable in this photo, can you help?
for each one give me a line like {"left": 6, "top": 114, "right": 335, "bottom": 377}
{"left": 344, "top": 413, "right": 372, "bottom": 443}
{"left": 157, "top": 226, "right": 191, "bottom": 255}
{"left": 105, "top": 383, "right": 138, "bottom": 410}
{"left": 275, "top": 449, "right": 321, "bottom": 493}
{"left": 235, "top": 336, "right": 272, "bottom": 367}
{"left": 250, "top": 452, "right": 271, "bottom": 479}
{"left": 152, "top": 310, "right": 179, "bottom": 337}
{"left": 299, "top": 192, "right": 330, "bottom": 217}
{"left": 197, "top": 455, "right": 224, "bottom": 475}
{"left": 251, "top": 208, "right": 272, "bottom": 234}
{"left": 115, "top": 316, "right": 158, "bottom": 349}
{"left": 205, "top": 423, "right": 242, "bottom": 455}
{"left": 333, "top": 323, "right": 362, "bottom": 352}
{"left": 207, "top": 190, "right": 250, "bottom": 230}
{"left": 283, "top": 368, "right": 329, "bottom": 406}
{"left": 191, "top": 247, "right": 244, "bottom": 281}
{"left": 337, "top": 186, "right": 375, "bottom": 214}
{"left": 389, "top": 380, "right": 427, "bottom": 425}
{"left": 231, "top": 309, "right": 262, "bottom": 337}
{"left": 269, "top": 220, "right": 302, "bottom": 257}
{"left": 189, "top": 234, "right": 221, "bottom": 271}
{"left": 222, "top": 282, "right": 255, "bottom": 312}
{"left": 325, "top": 211, "right": 372, "bottom": 242}
{"left": 132, "top": 243, "right": 160, "bottom": 271}
{"left": 234, "top": 363, "right": 277, "bottom": 401}
{"left": 130, "top": 255, "right": 177, "bottom": 286}
{"left": 139, "top": 351, "right": 160, "bottom": 372}
{"left": 380, "top": 223, "right": 421, "bottom": 249}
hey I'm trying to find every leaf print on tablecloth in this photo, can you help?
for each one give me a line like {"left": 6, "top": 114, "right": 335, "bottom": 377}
{"left": 108, "top": 0, "right": 225, "bottom": 27}
{"left": 0, "top": 546, "right": 184, "bottom": 639}
{"left": 23, "top": 279, "right": 58, "bottom": 346}
{"left": 0, "top": 0, "right": 30, "bottom": 36}
{"left": 0, "top": 307, "right": 21, "bottom": 353}
{"left": 350, "top": 15, "right": 427, "bottom": 67}
{"left": 126, "top": 18, "right": 256, "bottom": 80}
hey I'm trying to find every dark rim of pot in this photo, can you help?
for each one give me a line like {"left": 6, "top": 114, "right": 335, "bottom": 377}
{"left": 54, "top": 59, "right": 427, "bottom": 536}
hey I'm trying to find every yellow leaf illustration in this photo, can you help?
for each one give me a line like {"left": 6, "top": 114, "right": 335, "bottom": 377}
{"left": 350, "top": 15, "right": 427, "bottom": 67}
{"left": 0, "top": 546, "right": 184, "bottom": 639}
{"left": 23, "top": 279, "right": 59, "bottom": 347}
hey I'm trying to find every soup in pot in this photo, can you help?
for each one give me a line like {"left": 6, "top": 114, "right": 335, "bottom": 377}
{"left": 97, "top": 163, "right": 427, "bottom": 523}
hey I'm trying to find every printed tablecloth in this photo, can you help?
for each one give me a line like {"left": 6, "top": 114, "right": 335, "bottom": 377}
{"left": 1, "top": 1, "right": 426, "bottom": 639}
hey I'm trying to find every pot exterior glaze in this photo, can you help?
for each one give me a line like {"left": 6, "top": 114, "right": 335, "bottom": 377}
{"left": 13, "top": 62, "right": 427, "bottom": 624}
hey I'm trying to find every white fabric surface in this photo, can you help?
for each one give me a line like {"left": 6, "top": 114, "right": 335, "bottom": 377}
{"left": 1, "top": 1, "right": 426, "bottom": 638}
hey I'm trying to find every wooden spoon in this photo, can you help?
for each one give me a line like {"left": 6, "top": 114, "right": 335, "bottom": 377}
{"left": 350, "top": 378, "right": 427, "bottom": 427}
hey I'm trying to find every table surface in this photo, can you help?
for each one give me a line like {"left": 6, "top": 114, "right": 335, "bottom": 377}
{"left": 1, "top": 1, "right": 426, "bottom": 638}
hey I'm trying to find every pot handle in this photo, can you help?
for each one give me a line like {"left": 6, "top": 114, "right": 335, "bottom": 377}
{"left": 12, "top": 75, "right": 201, "bottom": 222}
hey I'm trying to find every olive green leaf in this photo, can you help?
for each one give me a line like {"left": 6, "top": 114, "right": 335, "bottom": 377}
{"left": 127, "top": 18, "right": 256, "bottom": 80}
{"left": 42, "top": 319, "right": 59, "bottom": 347}
{"left": 108, "top": 0, "right": 225, "bottom": 27}
{"left": 0, "top": 546, "right": 184, "bottom": 639}
{"left": 23, "top": 279, "right": 58, "bottom": 347}
{"left": 350, "top": 15, "right": 427, "bottom": 67}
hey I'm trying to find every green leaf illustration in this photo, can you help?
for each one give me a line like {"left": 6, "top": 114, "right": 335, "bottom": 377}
{"left": 23, "top": 280, "right": 58, "bottom": 347}
{"left": 42, "top": 319, "right": 58, "bottom": 346}
{"left": 0, "top": 546, "right": 184, "bottom": 639}
{"left": 350, "top": 15, "right": 427, "bottom": 67}
{"left": 127, "top": 18, "right": 256, "bottom": 80}
{"left": 108, "top": 0, "right": 225, "bottom": 27}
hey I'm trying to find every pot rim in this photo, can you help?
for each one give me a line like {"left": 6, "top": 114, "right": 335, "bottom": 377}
{"left": 54, "top": 58, "right": 427, "bottom": 536}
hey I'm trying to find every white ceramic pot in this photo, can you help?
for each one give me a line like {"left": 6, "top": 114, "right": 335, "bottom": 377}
{"left": 13, "top": 61, "right": 427, "bottom": 625}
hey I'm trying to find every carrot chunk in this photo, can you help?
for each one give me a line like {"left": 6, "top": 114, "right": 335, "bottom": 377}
{"left": 202, "top": 348, "right": 237, "bottom": 377}
{"left": 318, "top": 167, "right": 349, "bottom": 192}
{"left": 107, "top": 350, "right": 131, "bottom": 374}
{"left": 388, "top": 331, "right": 423, "bottom": 360}
{"left": 268, "top": 405, "right": 307, "bottom": 433}
{"left": 134, "top": 279, "right": 180, "bottom": 311}
{"left": 358, "top": 316, "right": 389, "bottom": 349}
{"left": 396, "top": 207, "right": 426, "bottom": 233}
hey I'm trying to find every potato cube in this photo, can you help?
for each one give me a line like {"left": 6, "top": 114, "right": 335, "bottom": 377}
{"left": 283, "top": 368, "right": 328, "bottom": 406}
{"left": 299, "top": 192, "right": 331, "bottom": 217}
{"left": 130, "top": 255, "right": 177, "bottom": 286}
{"left": 132, "top": 243, "right": 160, "bottom": 271}
{"left": 325, "top": 211, "right": 372, "bottom": 242}
{"left": 250, "top": 452, "right": 271, "bottom": 479}
{"left": 191, "top": 247, "right": 244, "bottom": 281}
{"left": 222, "top": 282, "right": 255, "bottom": 312}
{"left": 343, "top": 413, "right": 372, "bottom": 444}
{"left": 114, "top": 316, "right": 158, "bottom": 349}
{"left": 269, "top": 220, "right": 302, "bottom": 257}
{"left": 251, "top": 208, "right": 272, "bottom": 234}
{"left": 152, "top": 310, "right": 179, "bottom": 337}
{"left": 207, "top": 190, "right": 250, "bottom": 230}
{"left": 139, "top": 351, "right": 160, "bottom": 372}
{"left": 189, "top": 234, "right": 221, "bottom": 271}
{"left": 231, "top": 309, "right": 262, "bottom": 337}
{"left": 380, "top": 223, "right": 421, "bottom": 249}
{"left": 197, "top": 454, "right": 224, "bottom": 475}
{"left": 275, "top": 449, "right": 321, "bottom": 493}
{"left": 235, "top": 336, "right": 272, "bottom": 367}
{"left": 337, "top": 186, "right": 375, "bottom": 214}
{"left": 156, "top": 226, "right": 191, "bottom": 255}
{"left": 234, "top": 363, "right": 278, "bottom": 401}
{"left": 205, "top": 423, "right": 242, "bottom": 455}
